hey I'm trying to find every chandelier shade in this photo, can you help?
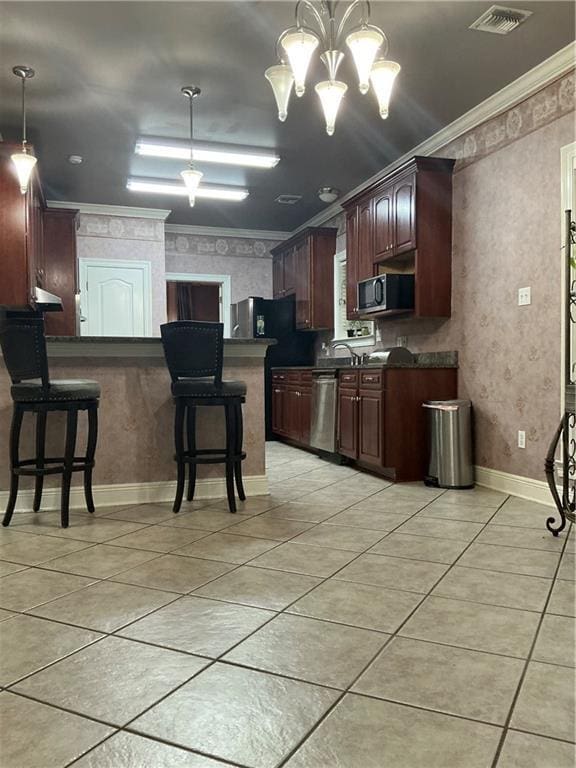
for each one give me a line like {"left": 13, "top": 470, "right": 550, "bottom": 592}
{"left": 370, "top": 59, "right": 401, "bottom": 119}
{"left": 315, "top": 80, "right": 348, "bottom": 136}
{"left": 346, "top": 27, "right": 384, "bottom": 94}
{"left": 281, "top": 29, "right": 319, "bottom": 96}
{"left": 180, "top": 167, "right": 204, "bottom": 207}
{"left": 265, "top": 64, "right": 294, "bottom": 122}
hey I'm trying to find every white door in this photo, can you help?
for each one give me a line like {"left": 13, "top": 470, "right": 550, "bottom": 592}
{"left": 79, "top": 259, "right": 152, "bottom": 337}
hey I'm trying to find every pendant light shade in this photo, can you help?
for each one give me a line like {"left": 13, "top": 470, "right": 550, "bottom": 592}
{"left": 180, "top": 167, "right": 204, "bottom": 207}
{"left": 315, "top": 80, "right": 348, "bottom": 136}
{"left": 346, "top": 27, "right": 384, "bottom": 94}
{"left": 370, "top": 59, "right": 401, "bottom": 119}
{"left": 265, "top": 64, "right": 294, "bottom": 122}
{"left": 281, "top": 29, "right": 319, "bottom": 97}
{"left": 11, "top": 151, "right": 37, "bottom": 195}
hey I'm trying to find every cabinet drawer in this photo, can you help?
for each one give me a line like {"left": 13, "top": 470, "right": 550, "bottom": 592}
{"left": 272, "top": 371, "right": 288, "bottom": 382}
{"left": 339, "top": 371, "right": 359, "bottom": 388}
{"left": 300, "top": 371, "right": 313, "bottom": 386}
{"left": 287, "top": 371, "right": 303, "bottom": 383}
{"left": 360, "top": 371, "right": 383, "bottom": 388}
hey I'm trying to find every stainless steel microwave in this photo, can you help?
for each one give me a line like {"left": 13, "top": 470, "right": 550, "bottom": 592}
{"left": 357, "top": 274, "right": 415, "bottom": 314}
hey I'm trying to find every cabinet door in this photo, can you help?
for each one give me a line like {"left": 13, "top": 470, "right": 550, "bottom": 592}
{"left": 338, "top": 389, "right": 358, "bottom": 459}
{"left": 295, "top": 240, "right": 311, "bottom": 329}
{"left": 272, "top": 254, "right": 284, "bottom": 298}
{"left": 358, "top": 390, "right": 383, "bottom": 467}
{"left": 283, "top": 248, "right": 296, "bottom": 295}
{"left": 284, "top": 387, "right": 301, "bottom": 441}
{"left": 357, "top": 198, "right": 374, "bottom": 281}
{"left": 345, "top": 207, "right": 359, "bottom": 320}
{"left": 394, "top": 173, "right": 416, "bottom": 254}
{"left": 299, "top": 388, "right": 312, "bottom": 445}
{"left": 373, "top": 187, "right": 394, "bottom": 261}
{"left": 272, "top": 384, "right": 285, "bottom": 434}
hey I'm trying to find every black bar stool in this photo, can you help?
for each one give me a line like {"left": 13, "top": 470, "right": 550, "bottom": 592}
{"left": 160, "top": 321, "right": 246, "bottom": 514}
{"left": 0, "top": 313, "right": 100, "bottom": 528}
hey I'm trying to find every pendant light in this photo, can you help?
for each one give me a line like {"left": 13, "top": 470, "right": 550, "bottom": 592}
{"left": 346, "top": 26, "right": 384, "bottom": 94}
{"left": 180, "top": 86, "right": 203, "bottom": 207}
{"left": 11, "top": 66, "right": 37, "bottom": 195}
{"left": 370, "top": 59, "right": 401, "bottom": 119}
{"left": 315, "top": 80, "right": 348, "bottom": 136}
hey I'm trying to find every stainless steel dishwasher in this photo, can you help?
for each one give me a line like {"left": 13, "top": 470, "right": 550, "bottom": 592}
{"left": 310, "top": 369, "right": 339, "bottom": 453}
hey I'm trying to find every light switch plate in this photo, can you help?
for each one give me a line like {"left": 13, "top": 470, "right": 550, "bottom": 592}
{"left": 518, "top": 430, "right": 526, "bottom": 449}
{"left": 397, "top": 336, "right": 408, "bottom": 347}
{"left": 518, "top": 287, "right": 531, "bottom": 306}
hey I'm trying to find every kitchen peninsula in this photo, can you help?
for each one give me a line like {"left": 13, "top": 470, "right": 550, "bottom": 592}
{"left": 0, "top": 336, "right": 273, "bottom": 512}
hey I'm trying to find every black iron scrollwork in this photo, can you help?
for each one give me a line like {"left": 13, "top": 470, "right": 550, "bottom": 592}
{"left": 545, "top": 211, "right": 576, "bottom": 535}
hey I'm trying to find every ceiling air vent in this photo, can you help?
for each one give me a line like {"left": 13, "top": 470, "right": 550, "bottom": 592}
{"left": 469, "top": 5, "right": 532, "bottom": 34}
{"left": 275, "top": 194, "right": 302, "bottom": 205}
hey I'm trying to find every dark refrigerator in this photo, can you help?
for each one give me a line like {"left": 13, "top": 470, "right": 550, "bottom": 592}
{"left": 231, "top": 296, "right": 316, "bottom": 439}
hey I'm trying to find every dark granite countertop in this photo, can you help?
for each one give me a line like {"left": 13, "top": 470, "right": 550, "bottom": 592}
{"left": 272, "top": 351, "right": 458, "bottom": 371}
{"left": 47, "top": 336, "right": 276, "bottom": 344}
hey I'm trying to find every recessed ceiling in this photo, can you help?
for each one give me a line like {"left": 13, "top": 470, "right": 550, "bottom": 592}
{"left": 0, "top": 1, "right": 573, "bottom": 230}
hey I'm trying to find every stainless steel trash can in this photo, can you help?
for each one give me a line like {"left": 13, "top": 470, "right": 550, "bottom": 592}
{"left": 423, "top": 399, "right": 474, "bottom": 489}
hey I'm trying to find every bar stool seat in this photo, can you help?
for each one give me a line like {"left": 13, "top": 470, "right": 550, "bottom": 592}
{"left": 11, "top": 379, "right": 101, "bottom": 402}
{"left": 161, "top": 321, "right": 247, "bottom": 514}
{"left": 171, "top": 378, "right": 246, "bottom": 398}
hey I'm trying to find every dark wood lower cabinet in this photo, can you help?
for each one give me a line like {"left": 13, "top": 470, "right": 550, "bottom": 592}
{"left": 338, "top": 367, "right": 457, "bottom": 482}
{"left": 271, "top": 370, "right": 312, "bottom": 447}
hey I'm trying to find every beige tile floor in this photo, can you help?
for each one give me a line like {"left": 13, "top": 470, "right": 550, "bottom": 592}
{"left": 0, "top": 441, "right": 574, "bottom": 768}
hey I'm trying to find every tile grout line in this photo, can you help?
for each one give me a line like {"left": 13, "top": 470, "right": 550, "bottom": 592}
{"left": 489, "top": 520, "right": 574, "bottom": 768}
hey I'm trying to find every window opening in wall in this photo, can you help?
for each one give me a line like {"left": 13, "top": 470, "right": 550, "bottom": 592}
{"left": 332, "top": 251, "right": 374, "bottom": 345}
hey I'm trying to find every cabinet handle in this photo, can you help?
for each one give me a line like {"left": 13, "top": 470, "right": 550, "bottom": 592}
{"left": 274, "top": 389, "right": 282, "bottom": 393}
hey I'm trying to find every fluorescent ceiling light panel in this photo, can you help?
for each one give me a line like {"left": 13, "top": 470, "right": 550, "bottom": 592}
{"left": 127, "top": 178, "right": 249, "bottom": 202}
{"left": 135, "top": 139, "right": 280, "bottom": 169}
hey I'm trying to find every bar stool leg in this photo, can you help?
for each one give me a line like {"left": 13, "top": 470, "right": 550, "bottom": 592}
{"left": 83, "top": 404, "right": 98, "bottom": 513}
{"left": 173, "top": 399, "right": 186, "bottom": 513}
{"left": 234, "top": 400, "right": 246, "bottom": 501}
{"left": 224, "top": 402, "right": 237, "bottom": 513}
{"left": 61, "top": 408, "right": 78, "bottom": 528}
{"left": 33, "top": 409, "right": 47, "bottom": 512}
{"left": 186, "top": 403, "right": 197, "bottom": 502}
{"left": 3, "top": 405, "right": 24, "bottom": 527}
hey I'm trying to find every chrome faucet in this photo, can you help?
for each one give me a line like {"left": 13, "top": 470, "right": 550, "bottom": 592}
{"left": 331, "top": 342, "right": 363, "bottom": 366}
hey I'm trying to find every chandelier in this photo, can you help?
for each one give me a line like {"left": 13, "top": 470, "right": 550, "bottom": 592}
{"left": 265, "top": 0, "right": 400, "bottom": 136}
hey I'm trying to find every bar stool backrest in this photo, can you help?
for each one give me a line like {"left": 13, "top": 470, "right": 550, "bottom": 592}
{"left": 0, "top": 314, "right": 50, "bottom": 389}
{"left": 160, "top": 321, "right": 224, "bottom": 388}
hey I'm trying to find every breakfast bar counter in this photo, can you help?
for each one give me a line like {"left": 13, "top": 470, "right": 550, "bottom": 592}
{"left": 0, "top": 337, "right": 274, "bottom": 512}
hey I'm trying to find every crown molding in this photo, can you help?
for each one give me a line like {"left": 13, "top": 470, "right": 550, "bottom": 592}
{"left": 165, "top": 223, "right": 289, "bottom": 240}
{"left": 47, "top": 200, "right": 172, "bottom": 220}
{"left": 295, "top": 41, "right": 576, "bottom": 232}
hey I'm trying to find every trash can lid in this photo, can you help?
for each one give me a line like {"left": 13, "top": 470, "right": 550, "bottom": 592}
{"left": 423, "top": 399, "right": 471, "bottom": 411}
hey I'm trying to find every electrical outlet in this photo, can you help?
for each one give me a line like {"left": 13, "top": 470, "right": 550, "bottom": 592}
{"left": 518, "top": 287, "right": 531, "bottom": 306}
{"left": 518, "top": 430, "right": 526, "bottom": 449}
{"left": 396, "top": 336, "right": 408, "bottom": 347}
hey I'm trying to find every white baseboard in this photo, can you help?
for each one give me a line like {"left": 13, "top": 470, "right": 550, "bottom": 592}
{"left": 0, "top": 475, "right": 269, "bottom": 513}
{"left": 475, "top": 466, "right": 556, "bottom": 507}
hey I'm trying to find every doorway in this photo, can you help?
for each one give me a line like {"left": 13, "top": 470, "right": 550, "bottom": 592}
{"left": 164, "top": 272, "right": 232, "bottom": 336}
{"left": 167, "top": 281, "right": 220, "bottom": 323}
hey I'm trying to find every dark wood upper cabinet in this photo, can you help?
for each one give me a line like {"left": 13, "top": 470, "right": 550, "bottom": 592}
{"left": 343, "top": 156, "right": 455, "bottom": 319}
{"left": 345, "top": 207, "right": 359, "bottom": 320}
{"left": 393, "top": 172, "right": 416, "bottom": 255}
{"left": 43, "top": 209, "right": 79, "bottom": 336}
{"left": 0, "top": 145, "right": 79, "bottom": 333}
{"left": 357, "top": 198, "right": 375, "bottom": 282}
{"left": 271, "top": 227, "right": 337, "bottom": 331}
{"left": 373, "top": 188, "right": 393, "bottom": 261}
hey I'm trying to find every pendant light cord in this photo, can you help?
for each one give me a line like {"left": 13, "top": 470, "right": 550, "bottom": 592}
{"left": 21, "top": 76, "right": 27, "bottom": 149}
{"left": 188, "top": 93, "right": 194, "bottom": 167}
